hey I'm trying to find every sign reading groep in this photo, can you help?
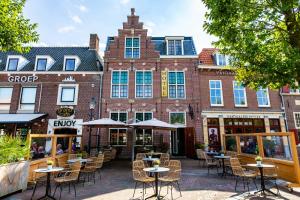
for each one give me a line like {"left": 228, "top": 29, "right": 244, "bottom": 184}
{"left": 8, "top": 75, "right": 38, "bottom": 83}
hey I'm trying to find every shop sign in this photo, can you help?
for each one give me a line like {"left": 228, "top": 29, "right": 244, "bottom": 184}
{"left": 8, "top": 75, "right": 38, "bottom": 83}
{"left": 161, "top": 71, "right": 168, "bottom": 97}
{"left": 53, "top": 119, "right": 77, "bottom": 127}
{"left": 224, "top": 114, "right": 263, "bottom": 119}
{"left": 56, "top": 107, "right": 74, "bottom": 117}
{"left": 216, "top": 70, "right": 236, "bottom": 76}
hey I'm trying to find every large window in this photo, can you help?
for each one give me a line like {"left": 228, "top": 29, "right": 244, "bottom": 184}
{"left": 263, "top": 136, "right": 292, "bottom": 160}
{"left": 135, "top": 112, "right": 153, "bottom": 146}
{"left": 125, "top": 37, "right": 140, "bottom": 59}
{"left": 64, "top": 58, "right": 76, "bottom": 71}
{"left": 233, "top": 81, "right": 247, "bottom": 107}
{"left": 224, "top": 118, "right": 265, "bottom": 134}
{"left": 57, "top": 84, "right": 79, "bottom": 105}
{"left": 110, "top": 112, "right": 127, "bottom": 145}
{"left": 256, "top": 88, "right": 270, "bottom": 107}
{"left": 36, "top": 58, "right": 47, "bottom": 71}
{"left": 240, "top": 136, "right": 258, "bottom": 155}
{"left": 7, "top": 58, "right": 19, "bottom": 71}
{"left": 0, "top": 87, "right": 13, "bottom": 111}
{"left": 209, "top": 80, "right": 223, "bottom": 106}
{"left": 111, "top": 71, "right": 128, "bottom": 98}
{"left": 294, "top": 112, "right": 300, "bottom": 129}
{"left": 214, "top": 54, "right": 228, "bottom": 66}
{"left": 136, "top": 71, "right": 152, "bottom": 98}
{"left": 167, "top": 40, "right": 183, "bottom": 55}
{"left": 170, "top": 112, "right": 186, "bottom": 125}
{"left": 19, "top": 87, "right": 37, "bottom": 110}
{"left": 168, "top": 71, "right": 185, "bottom": 99}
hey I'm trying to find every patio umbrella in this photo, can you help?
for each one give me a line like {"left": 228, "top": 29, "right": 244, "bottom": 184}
{"left": 129, "top": 118, "right": 178, "bottom": 161}
{"left": 81, "top": 118, "right": 127, "bottom": 128}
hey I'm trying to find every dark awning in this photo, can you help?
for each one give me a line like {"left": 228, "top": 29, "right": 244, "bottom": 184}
{"left": 0, "top": 113, "right": 47, "bottom": 124}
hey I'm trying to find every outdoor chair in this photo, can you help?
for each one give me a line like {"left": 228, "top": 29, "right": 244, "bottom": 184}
{"left": 110, "top": 148, "right": 117, "bottom": 160}
{"left": 93, "top": 153, "right": 104, "bottom": 179}
{"left": 159, "top": 160, "right": 182, "bottom": 199}
{"left": 230, "top": 158, "right": 258, "bottom": 192}
{"left": 261, "top": 160, "right": 280, "bottom": 194}
{"left": 81, "top": 160, "right": 97, "bottom": 185}
{"left": 196, "top": 149, "right": 206, "bottom": 167}
{"left": 136, "top": 153, "right": 146, "bottom": 160}
{"left": 90, "top": 149, "right": 98, "bottom": 157}
{"left": 160, "top": 153, "right": 170, "bottom": 167}
{"left": 28, "top": 164, "right": 48, "bottom": 200}
{"left": 132, "top": 160, "right": 155, "bottom": 200}
{"left": 53, "top": 161, "right": 81, "bottom": 200}
{"left": 103, "top": 150, "right": 112, "bottom": 163}
{"left": 68, "top": 154, "right": 77, "bottom": 160}
{"left": 202, "top": 151, "right": 219, "bottom": 174}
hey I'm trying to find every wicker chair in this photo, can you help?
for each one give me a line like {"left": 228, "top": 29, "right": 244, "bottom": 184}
{"left": 230, "top": 158, "right": 258, "bottom": 192}
{"left": 261, "top": 160, "right": 280, "bottom": 194}
{"left": 132, "top": 160, "right": 155, "bottom": 199}
{"left": 202, "top": 151, "right": 219, "bottom": 174}
{"left": 136, "top": 153, "right": 146, "bottom": 160}
{"left": 103, "top": 151, "right": 112, "bottom": 163}
{"left": 159, "top": 160, "right": 182, "bottom": 199}
{"left": 196, "top": 149, "right": 206, "bottom": 167}
{"left": 93, "top": 153, "right": 104, "bottom": 179}
{"left": 68, "top": 154, "right": 77, "bottom": 160}
{"left": 81, "top": 160, "right": 97, "bottom": 185}
{"left": 111, "top": 148, "right": 117, "bottom": 160}
{"left": 160, "top": 153, "right": 170, "bottom": 167}
{"left": 53, "top": 161, "right": 81, "bottom": 200}
{"left": 28, "top": 164, "right": 48, "bottom": 200}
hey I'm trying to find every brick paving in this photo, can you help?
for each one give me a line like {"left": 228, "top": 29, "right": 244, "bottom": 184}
{"left": 5, "top": 159, "right": 300, "bottom": 200}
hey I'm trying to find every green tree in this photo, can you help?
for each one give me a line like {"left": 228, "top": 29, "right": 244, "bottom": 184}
{"left": 0, "top": 0, "right": 38, "bottom": 53}
{"left": 203, "top": 0, "right": 300, "bottom": 89}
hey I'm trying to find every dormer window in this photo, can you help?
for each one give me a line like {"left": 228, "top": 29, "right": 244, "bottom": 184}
{"left": 214, "top": 53, "right": 229, "bottom": 66}
{"left": 125, "top": 37, "right": 140, "bottom": 59}
{"left": 7, "top": 58, "right": 19, "bottom": 71}
{"left": 65, "top": 59, "right": 76, "bottom": 71}
{"left": 36, "top": 58, "right": 47, "bottom": 71}
{"left": 167, "top": 40, "right": 183, "bottom": 55}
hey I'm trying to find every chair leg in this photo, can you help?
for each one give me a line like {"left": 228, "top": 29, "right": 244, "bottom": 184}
{"left": 176, "top": 181, "right": 182, "bottom": 197}
{"left": 253, "top": 178, "right": 258, "bottom": 190}
{"left": 59, "top": 184, "right": 63, "bottom": 200}
{"left": 246, "top": 179, "right": 250, "bottom": 192}
{"left": 159, "top": 182, "right": 162, "bottom": 196}
{"left": 274, "top": 179, "right": 280, "bottom": 195}
{"left": 68, "top": 182, "right": 71, "bottom": 193}
{"left": 235, "top": 177, "right": 238, "bottom": 191}
{"left": 171, "top": 184, "right": 173, "bottom": 200}
{"left": 31, "top": 183, "right": 37, "bottom": 200}
{"left": 53, "top": 184, "right": 59, "bottom": 197}
{"left": 73, "top": 182, "right": 77, "bottom": 197}
{"left": 142, "top": 183, "right": 145, "bottom": 200}
{"left": 132, "top": 182, "right": 137, "bottom": 198}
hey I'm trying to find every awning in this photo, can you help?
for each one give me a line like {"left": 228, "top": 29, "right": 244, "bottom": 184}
{"left": 0, "top": 113, "right": 47, "bottom": 124}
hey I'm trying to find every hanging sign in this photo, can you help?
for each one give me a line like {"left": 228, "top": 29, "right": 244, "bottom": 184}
{"left": 161, "top": 71, "right": 168, "bottom": 97}
{"left": 56, "top": 107, "right": 75, "bottom": 117}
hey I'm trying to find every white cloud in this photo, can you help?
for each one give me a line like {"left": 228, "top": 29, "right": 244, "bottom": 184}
{"left": 58, "top": 26, "right": 75, "bottom": 33}
{"left": 144, "top": 21, "right": 156, "bottom": 35}
{"left": 71, "top": 15, "right": 82, "bottom": 24}
{"left": 78, "top": 4, "right": 88, "bottom": 12}
{"left": 120, "top": 0, "right": 130, "bottom": 5}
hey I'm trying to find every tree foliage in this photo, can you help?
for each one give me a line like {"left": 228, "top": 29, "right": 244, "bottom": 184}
{"left": 0, "top": 0, "right": 38, "bottom": 53}
{"left": 203, "top": 0, "right": 300, "bottom": 89}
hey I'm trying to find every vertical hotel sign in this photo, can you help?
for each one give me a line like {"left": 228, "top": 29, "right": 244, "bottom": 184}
{"left": 161, "top": 71, "right": 168, "bottom": 97}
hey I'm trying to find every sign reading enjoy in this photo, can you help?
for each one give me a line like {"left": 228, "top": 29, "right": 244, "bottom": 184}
{"left": 53, "top": 120, "right": 77, "bottom": 127}
{"left": 8, "top": 75, "right": 38, "bottom": 83}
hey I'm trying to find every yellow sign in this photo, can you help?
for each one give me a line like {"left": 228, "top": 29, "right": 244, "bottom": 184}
{"left": 161, "top": 71, "right": 168, "bottom": 97}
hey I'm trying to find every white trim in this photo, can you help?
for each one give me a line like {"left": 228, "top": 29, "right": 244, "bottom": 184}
{"left": 168, "top": 71, "right": 186, "bottom": 99}
{"left": 209, "top": 80, "right": 224, "bottom": 106}
{"left": 56, "top": 84, "right": 79, "bottom": 106}
{"left": 6, "top": 55, "right": 29, "bottom": 71}
{"left": 169, "top": 112, "right": 186, "bottom": 125}
{"left": 0, "top": 86, "right": 13, "bottom": 112}
{"left": 202, "top": 111, "right": 284, "bottom": 119}
{"left": 165, "top": 36, "right": 185, "bottom": 40}
{"left": 0, "top": 71, "right": 103, "bottom": 75}
{"left": 135, "top": 70, "right": 153, "bottom": 99}
{"left": 160, "top": 55, "right": 198, "bottom": 59}
{"left": 34, "top": 55, "right": 55, "bottom": 71}
{"left": 63, "top": 55, "right": 81, "bottom": 71}
{"left": 18, "top": 86, "right": 37, "bottom": 112}
{"left": 109, "top": 111, "right": 128, "bottom": 146}
{"left": 233, "top": 81, "right": 248, "bottom": 107}
{"left": 134, "top": 111, "right": 154, "bottom": 146}
{"left": 256, "top": 88, "right": 271, "bottom": 107}
{"left": 293, "top": 112, "right": 300, "bottom": 129}
{"left": 110, "top": 70, "right": 129, "bottom": 98}
{"left": 124, "top": 36, "right": 141, "bottom": 59}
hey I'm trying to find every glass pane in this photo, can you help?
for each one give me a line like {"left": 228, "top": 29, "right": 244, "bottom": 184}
{"left": 169, "top": 85, "right": 176, "bottom": 98}
{"left": 119, "top": 113, "right": 127, "bottom": 122}
{"left": 177, "top": 72, "right": 184, "bottom": 84}
{"left": 37, "top": 59, "right": 47, "bottom": 71}
{"left": 177, "top": 85, "right": 185, "bottom": 98}
{"left": 208, "top": 118, "right": 219, "bottom": 126}
{"left": 169, "top": 72, "right": 176, "bottom": 84}
{"left": 175, "top": 40, "right": 182, "bottom": 55}
{"left": 118, "top": 129, "right": 127, "bottom": 145}
{"left": 21, "top": 87, "right": 37, "bottom": 104}
{"left": 225, "top": 136, "right": 237, "bottom": 151}
{"left": 0, "top": 87, "right": 13, "bottom": 103}
{"left": 132, "top": 48, "right": 139, "bottom": 58}
{"left": 19, "top": 104, "right": 35, "bottom": 110}
{"left": 133, "top": 38, "right": 139, "bottom": 47}
{"left": 65, "top": 59, "right": 75, "bottom": 71}
{"left": 136, "top": 113, "right": 143, "bottom": 122}
{"left": 126, "top": 38, "right": 132, "bottom": 47}
{"left": 120, "top": 85, "right": 128, "bottom": 97}
{"left": 168, "top": 40, "right": 175, "bottom": 55}
{"left": 170, "top": 113, "right": 185, "bottom": 124}
{"left": 112, "top": 71, "right": 120, "bottom": 84}
{"left": 125, "top": 48, "right": 132, "bottom": 58}
{"left": 144, "top": 85, "right": 152, "bottom": 97}
{"left": 111, "top": 113, "right": 118, "bottom": 121}
{"left": 144, "top": 113, "right": 152, "bottom": 121}
{"left": 144, "top": 129, "right": 152, "bottom": 145}
{"left": 110, "top": 129, "right": 118, "bottom": 145}
{"left": 136, "top": 72, "right": 143, "bottom": 84}
{"left": 136, "top": 85, "right": 143, "bottom": 97}
{"left": 8, "top": 58, "right": 18, "bottom": 71}
{"left": 263, "top": 136, "right": 292, "bottom": 160}
{"left": 240, "top": 136, "right": 258, "bottom": 155}
{"left": 61, "top": 88, "right": 75, "bottom": 102}
{"left": 30, "top": 137, "right": 52, "bottom": 160}
{"left": 135, "top": 129, "right": 143, "bottom": 145}
{"left": 144, "top": 72, "right": 152, "bottom": 84}
{"left": 112, "top": 85, "right": 119, "bottom": 97}
{"left": 120, "top": 71, "right": 128, "bottom": 84}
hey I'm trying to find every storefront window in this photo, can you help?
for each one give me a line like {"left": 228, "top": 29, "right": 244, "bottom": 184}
{"left": 110, "top": 112, "right": 127, "bottom": 145}
{"left": 240, "top": 136, "right": 258, "bottom": 155}
{"left": 224, "top": 118, "right": 265, "bottom": 134}
{"left": 170, "top": 112, "right": 185, "bottom": 124}
{"left": 263, "top": 136, "right": 292, "bottom": 160}
{"left": 135, "top": 112, "right": 153, "bottom": 146}
{"left": 225, "top": 136, "right": 237, "bottom": 152}
{"left": 269, "top": 119, "right": 281, "bottom": 132}
{"left": 30, "top": 138, "right": 52, "bottom": 160}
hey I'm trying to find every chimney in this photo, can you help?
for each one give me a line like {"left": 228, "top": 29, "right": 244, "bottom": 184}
{"left": 89, "top": 34, "right": 99, "bottom": 51}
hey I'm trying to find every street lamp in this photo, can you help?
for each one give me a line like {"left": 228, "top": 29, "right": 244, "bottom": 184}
{"left": 88, "top": 97, "right": 96, "bottom": 154}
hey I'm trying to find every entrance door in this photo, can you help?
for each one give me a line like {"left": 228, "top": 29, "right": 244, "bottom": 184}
{"left": 185, "top": 127, "right": 195, "bottom": 158}
{"left": 171, "top": 128, "right": 185, "bottom": 156}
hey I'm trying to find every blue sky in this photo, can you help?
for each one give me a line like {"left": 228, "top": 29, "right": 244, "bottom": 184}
{"left": 24, "top": 0, "right": 215, "bottom": 55}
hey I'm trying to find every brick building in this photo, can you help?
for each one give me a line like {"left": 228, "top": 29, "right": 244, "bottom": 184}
{"left": 198, "top": 48, "right": 286, "bottom": 150}
{"left": 100, "top": 9, "right": 199, "bottom": 158}
{"left": 0, "top": 35, "right": 103, "bottom": 151}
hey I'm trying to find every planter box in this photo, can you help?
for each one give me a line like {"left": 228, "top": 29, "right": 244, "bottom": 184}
{"left": 0, "top": 161, "right": 29, "bottom": 197}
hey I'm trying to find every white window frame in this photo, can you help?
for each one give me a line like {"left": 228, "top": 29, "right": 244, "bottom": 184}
{"left": 57, "top": 84, "right": 79, "bottom": 106}
{"left": 233, "top": 81, "right": 247, "bottom": 107}
{"left": 63, "top": 55, "right": 81, "bottom": 71}
{"left": 256, "top": 87, "right": 271, "bottom": 107}
{"left": 5, "top": 55, "right": 29, "bottom": 71}
{"left": 168, "top": 71, "right": 186, "bottom": 99}
{"left": 0, "top": 87, "right": 13, "bottom": 112}
{"left": 18, "top": 86, "right": 37, "bottom": 111}
{"left": 34, "top": 55, "right": 55, "bottom": 71}
{"left": 209, "top": 80, "right": 224, "bottom": 106}
{"left": 294, "top": 112, "right": 300, "bottom": 129}
{"left": 135, "top": 112, "right": 153, "bottom": 146}
{"left": 169, "top": 112, "right": 186, "bottom": 125}
{"left": 135, "top": 70, "right": 153, "bottom": 98}
{"left": 110, "top": 70, "right": 129, "bottom": 98}
{"left": 215, "top": 53, "right": 229, "bottom": 66}
{"left": 109, "top": 111, "right": 128, "bottom": 146}
{"left": 124, "top": 36, "right": 140, "bottom": 59}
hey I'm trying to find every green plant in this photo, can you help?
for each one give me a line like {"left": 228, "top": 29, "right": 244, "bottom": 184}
{"left": 195, "top": 143, "right": 205, "bottom": 150}
{"left": 0, "top": 135, "right": 29, "bottom": 165}
{"left": 47, "top": 160, "right": 53, "bottom": 165}
{"left": 76, "top": 153, "right": 82, "bottom": 158}
{"left": 153, "top": 159, "right": 160, "bottom": 165}
{"left": 255, "top": 156, "right": 262, "bottom": 161}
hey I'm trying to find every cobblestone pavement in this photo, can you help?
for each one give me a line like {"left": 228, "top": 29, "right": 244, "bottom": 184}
{"left": 5, "top": 159, "right": 300, "bottom": 200}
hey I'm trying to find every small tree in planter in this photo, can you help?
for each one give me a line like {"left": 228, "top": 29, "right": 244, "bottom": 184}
{"left": 255, "top": 156, "right": 263, "bottom": 166}
{"left": 153, "top": 159, "right": 160, "bottom": 169}
{"left": 0, "top": 136, "right": 30, "bottom": 197}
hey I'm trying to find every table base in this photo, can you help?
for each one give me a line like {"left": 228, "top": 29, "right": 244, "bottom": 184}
{"left": 145, "top": 194, "right": 165, "bottom": 200}
{"left": 254, "top": 188, "right": 277, "bottom": 196}
{"left": 37, "top": 194, "right": 56, "bottom": 200}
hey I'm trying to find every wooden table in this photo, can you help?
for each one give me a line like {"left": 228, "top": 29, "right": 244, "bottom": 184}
{"left": 246, "top": 163, "right": 277, "bottom": 196}
{"left": 143, "top": 167, "right": 170, "bottom": 199}
{"left": 34, "top": 167, "right": 64, "bottom": 200}
{"left": 214, "top": 155, "right": 231, "bottom": 177}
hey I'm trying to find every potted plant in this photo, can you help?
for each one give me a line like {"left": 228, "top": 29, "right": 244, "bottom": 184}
{"left": 76, "top": 153, "right": 82, "bottom": 159}
{"left": 255, "top": 156, "right": 263, "bottom": 166}
{"left": 47, "top": 160, "right": 54, "bottom": 170}
{"left": 0, "top": 136, "right": 30, "bottom": 197}
{"left": 219, "top": 150, "right": 225, "bottom": 157}
{"left": 153, "top": 159, "right": 160, "bottom": 170}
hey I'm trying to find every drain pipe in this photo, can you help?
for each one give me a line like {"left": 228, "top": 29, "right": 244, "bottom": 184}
{"left": 96, "top": 73, "right": 103, "bottom": 150}
{"left": 280, "top": 88, "right": 289, "bottom": 131}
